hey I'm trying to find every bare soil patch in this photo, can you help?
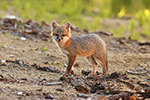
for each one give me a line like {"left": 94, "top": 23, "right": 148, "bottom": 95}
{"left": 0, "top": 18, "right": 150, "bottom": 99}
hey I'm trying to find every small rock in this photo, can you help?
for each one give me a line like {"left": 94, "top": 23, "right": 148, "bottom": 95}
{"left": 75, "top": 85, "right": 90, "bottom": 94}
{"left": 8, "top": 54, "right": 14, "bottom": 58}
{"left": 43, "top": 61, "right": 48, "bottom": 64}
{"left": 5, "top": 15, "right": 16, "bottom": 19}
{"left": 45, "top": 94, "right": 55, "bottom": 99}
{"left": 9, "top": 46, "right": 14, "bottom": 48}
{"left": 24, "top": 24, "right": 32, "bottom": 28}
{"left": 71, "top": 79, "right": 90, "bottom": 93}
{"left": 44, "top": 82, "right": 63, "bottom": 86}
{"left": 16, "top": 92, "right": 23, "bottom": 96}
{"left": 6, "top": 60, "right": 14, "bottom": 63}
{"left": 81, "top": 70, "right": 91, "bottom": 76}
{"left": 24, "top": 29, "right": 33, "bottom": 34}
{"left": 90, "top": 84, "right": 105, "bottom": 93}
{"left": 36, "top": 66, "right": 60, "bottom": 73}
{"left": 137, "top": 81, "right": 150, "bottom": 87}
{"left": 20, "top": 37, "right": 26, "bottom": 41}
{"left": 74, "top": 63, "right": 79, "bottom": 67}
{"left": 64, "top": 64, "right": 67, "bottom": 67}
{"left": 140, "top": 89, "right": 145, "bottom": 92}
{"left": 109, "top": 72, "right": 120, "bottom": 79}
{"left": 60, "top": 75, "right": 67, "bottom": 81}
{"left": 36, "top": 88, "right": 43, "bottom": 91}
{"left": 98, "top": 96, "right": 107, "bottom": 100}
{"left": 77, "top": 93, "right": 88, "bottom": 98}
{"left": 0, "top": 75, "right": 4, "bottom": 81}
{"left": 71, "top": 79, "right": 82, "bottom": 87}
{"left": 1, "top": 60, "right": 6, "bottom": 63}
{"left": 118, "top": 39, "right": 125, "bottom": 44}
{"left": 56, "top": 88, "right": 64, "bottom": 92}
{"left": 30, "top": 63, "right": 37, "bottom": 67}
{"left": 34, "top": 48, "right": 38, "bottom": 51}
{"left": 136, "top": 68, "right": 144, "bottom": 71}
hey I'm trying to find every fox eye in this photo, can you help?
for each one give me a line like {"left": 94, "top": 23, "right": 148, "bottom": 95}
{"left": 62, "top": 34, "right": 65, "bottom": 37}
{"left": 54, "top": 34, "right": 58, "bottom": 36}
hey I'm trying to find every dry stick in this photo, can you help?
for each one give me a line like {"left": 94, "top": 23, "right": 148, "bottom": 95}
{"left": 117, "top": 78, "right": 134, "bottom": 89}
{"left": 126, "top": 70, "right": 147, "bottom": 75}
{"left": 138, "top": 42, "right": 150, "bottom": 46}
{"left": 7, "top": 74, "right": 14, "bottom": 79}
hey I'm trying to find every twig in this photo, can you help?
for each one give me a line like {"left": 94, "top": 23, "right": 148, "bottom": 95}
{"left": 138, "top": 42, "right": 150, "bottom": 46}
{"left": 126, "top": 70, "right": 147, "bottom": 75}
{"left": 117, "top": 78, "right": 134, "bottom": 89}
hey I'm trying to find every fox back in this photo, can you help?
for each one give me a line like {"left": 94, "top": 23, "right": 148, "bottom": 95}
{"left": 69, "top": 34, "right": 106, "bottom": 57}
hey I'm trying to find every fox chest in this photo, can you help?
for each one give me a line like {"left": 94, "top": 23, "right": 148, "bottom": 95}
{"left": 60, "top": 48, "right": 69, "bottom": 55}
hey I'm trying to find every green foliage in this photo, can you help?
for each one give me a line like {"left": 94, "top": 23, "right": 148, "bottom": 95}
{"left": 56, "top": 61, "right": 62, "bottom": 68}
{"left": 60, "top": 0, "right": 83, "bottom": 16}
{"left": 143, "top": 19, "right": 150, "bottom": 37}
{"left": 129, "top": 19, "right": 136, "bottom": 34}
{"left": 4, "top": 33, "right": 10, "bottom": 37}
{"left": 111, "top": 25, "right": 125, "bottom": 38}
{"left": 137, "top": 11, "right": 145, "bottom": 26}
{"left": 0, "top": 1, "right": 8, "bottom": 10}
{"left": 142, "top": 0, "right": 150, "bottom": 9}
{"left": 137, "top": 9, "right": 150, "bottom": 40}
{"left": 40, "top": 47, "right": 48, "bottom": 51}
{"left": 22, "top": 1, "right": 31, "bottom": 18}
{"left": 89, "top": 17, "right": 102, "bottom": 31}
{"left": 0, "top": 0, "right": 150, "bottom": 41}
{"left": 130, "top": 32, "right": 142, "bottom": 41}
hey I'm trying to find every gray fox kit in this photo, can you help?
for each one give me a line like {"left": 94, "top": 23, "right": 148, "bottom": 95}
{"left": 51, "top": 21, "right": 108, "bottom": 76}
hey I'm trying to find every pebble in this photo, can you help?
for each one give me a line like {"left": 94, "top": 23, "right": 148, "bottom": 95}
{"left": 16, "top": 92, "right": 23, "bottom": 96}
{"left": 45, "top": 94, "right": 55, "bottom": 99}
{"left": 43, "top": 61, "right": 49, "bottom": 64}
{"left": 77, "top": 93, "right": 88, "bottom": 98}
{"left": 20, "top": 37, "right": 26, "bottom": 41}
{"left": 44, "top": 82, "right": 63, "bottom": 86}
{"left": 1, "top": 60, "right": 6, "bottom": 63}
{"left": 5, "top": 15, "right": 16, "bottom": 19}
{"left": 8, "top": 54, "right": 14, "bottom": 58}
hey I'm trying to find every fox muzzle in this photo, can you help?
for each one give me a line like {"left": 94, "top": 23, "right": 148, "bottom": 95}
{"left": 57, "top": 38, "right": 61, "bottom": 42}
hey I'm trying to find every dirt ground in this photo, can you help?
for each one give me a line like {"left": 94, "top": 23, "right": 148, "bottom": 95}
{"left": 0, "top": 18, "right": 150, "bottom": 100}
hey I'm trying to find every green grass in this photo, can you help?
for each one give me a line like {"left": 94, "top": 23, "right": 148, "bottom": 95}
{"left": 129, "top": 19, "right": 136, "bottom": 34}
{"left": 5, "top": 33, "right": 10, "bottom": 37}
{"left": 0, "top": 0, "right": 150, "bottom": 41}
{"left": 40, "top": 47, "right": 48, "bottom": 51}
{"left": 111, "top": 25, "right": 125, "bottom": 38}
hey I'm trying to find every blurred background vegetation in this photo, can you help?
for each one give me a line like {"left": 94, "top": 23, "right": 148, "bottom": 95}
{"left": 0, "top": 0, "right": 150, "bottom": 41}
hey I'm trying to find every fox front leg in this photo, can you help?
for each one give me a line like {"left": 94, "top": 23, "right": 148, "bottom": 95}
{"left": 63, "top": 55, "right": 77, "bottom": 76}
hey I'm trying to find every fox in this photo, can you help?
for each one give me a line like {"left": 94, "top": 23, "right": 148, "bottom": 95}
{"left": 51, "top": 21, "right": 108, "bottom": 76}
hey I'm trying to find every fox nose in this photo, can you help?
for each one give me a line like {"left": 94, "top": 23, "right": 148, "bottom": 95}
{"left": 57, "top": 38, "right": 61, "bottom": 42}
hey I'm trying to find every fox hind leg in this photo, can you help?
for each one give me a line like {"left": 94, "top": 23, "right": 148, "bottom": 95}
{"left": 94, "top": 53, "right": 108, "bottom": 76}
{"left": 87, "top": 56, "right": 98, "bottom": 75}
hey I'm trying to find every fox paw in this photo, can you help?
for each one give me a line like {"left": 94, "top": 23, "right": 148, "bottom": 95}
{"left": 59, "top": 73, "right": 68, "bottom": 81}
{"left": 71, "top": 70, "right": 74, "bottom": 75}
{"left": 63, "top": 70, "right": 74, "bottom": 76}
{"left": 103, "top": 72, "right": 108, "bottom": 77}
{"left": 89, "top": 73, "right": 96, "bottom": 76}
{"left": 62, "top": 73, "right": 69, "bottom": 77}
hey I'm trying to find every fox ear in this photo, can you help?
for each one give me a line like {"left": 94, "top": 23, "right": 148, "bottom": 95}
{"left": 64, "top": 22, "right": 71, "bottom": 30}
{"left": 51, "top": 20, "right": 58, "bottom": 30}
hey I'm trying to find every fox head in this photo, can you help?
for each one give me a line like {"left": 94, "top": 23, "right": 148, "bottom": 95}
{"left": 51, "top": 21, "right": 71, "bottom": 44}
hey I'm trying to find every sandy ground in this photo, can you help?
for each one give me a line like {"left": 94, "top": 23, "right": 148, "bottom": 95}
{"left": 0, "top": 27, "right": 150, "bottom": 99}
